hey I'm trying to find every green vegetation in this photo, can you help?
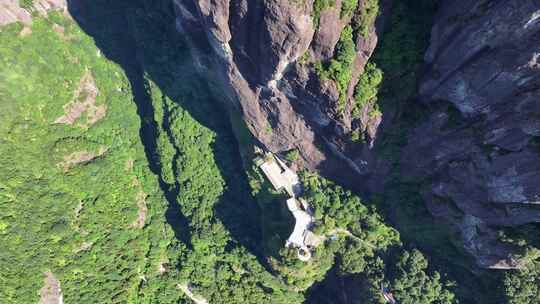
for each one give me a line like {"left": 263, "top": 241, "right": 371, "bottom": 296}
{"left": 353, "top": 0, "right": 379, "bottom": 38}
{"left": 504, "top": 260, "right": 540, "bottom": 304}
{"left": 298, "top": 50, "right": 311, "bottom": 65}
{"left": 265, "top": 122, "right": 274, "bottom": 134}
{"left": 390, "top": 250, "right": 456, "bottom": 304}
{"left": 342, "top": 0, "right": 381, "bottom": 142}
{"left": 0, "top": 13, "right": 183, "bottom": 303}
{"left": 19, "top": 0, "right": 34, "bottom": 10}
{"left": 247, "top": 160, "right": 293, "bottom": 258}
{"left": 315, "top": 25, "right": 356, "bottom": 113}
{"left": 340, "top": 0, "right": 359, "bottom": 19}
{"left": 312, "top": 0, "right": 335, "bottom": 28}
{"left": 245, "top": 168, "right": 456, "bottom": 302}
{"left": 304, "top": 172, "right": 400, "bottom": 266}
{"left": 152, "top": 91, "right": 302, "bottom": 303}
{"left": 349, "top": 128, "right": 364, "bottom": 143}
{"left": 294, "top": 174, "right": 455, "bottom": 302}
{"left": 0, "top": 5, "right": 302, "bottom": 303}
{"left": 261, "top": 172, "right": 399, "bottom": 290}
{"left": 372, "top": 1, "right": 432, "bottom": 99}
{"left": 284, "top": 149, "right": 300, "bottom": 162}
{"left": 530, "top": 136, "right": 540, "bottom": 156}
{"left": 301, "top": 173, "right": 396, "bottom": 280}
{"left": 371, "top": 0, "right": 439, "bottom": 158}
{"left": 270, "top": 242, "right": 341, "bottom": 290}
{"left": 302, "top": 172, "right": 399, "bottom": 248}
{"left": 498, "top": 224, "right": 540, "bottom": 304}
{"left": 498, "top": 224, "right": 540, "bottom": 250}
{"left": 441, "top": 104, "right": 467, "bottom": 131}
{"left": 352, "top": 62, "right": 383, "bottom": 119}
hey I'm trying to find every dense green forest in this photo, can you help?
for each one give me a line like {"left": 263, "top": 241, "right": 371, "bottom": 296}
{"left": 0, "top": 12, "right": 182, "bottom": 302}
{"left": 1, "top": 0, "right": 538, "bottom": 303}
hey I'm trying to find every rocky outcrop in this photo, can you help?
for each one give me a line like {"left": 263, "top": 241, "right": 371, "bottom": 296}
{"left": 0, "top": 0, "right": 67, "bottom": 26}
{"left": 39, "top": 271, "right": 63, "bottom": 304}
{"left": 404, "top": 0, "right": 540, "bottom": 268}
{"left": 173, "top": 0, "right": 383, "bottom": 180}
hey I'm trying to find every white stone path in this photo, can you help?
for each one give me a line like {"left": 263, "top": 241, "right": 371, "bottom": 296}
{"left": 258, "top": 153, "right": 315, "bottom": 260}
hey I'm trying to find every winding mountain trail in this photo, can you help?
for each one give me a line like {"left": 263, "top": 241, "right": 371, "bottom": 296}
{"left": 324, "top": 228, "right": 377, "bottom": 249}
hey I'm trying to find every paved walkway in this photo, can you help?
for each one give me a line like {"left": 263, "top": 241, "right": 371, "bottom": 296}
{"left": 285, "top": 198, "right": 313, "bottom": 247}
{"left": 285, "top": 198, "right": 315, "bottom": 260}
{"left": 258, "top": 153, "right": 314, "bottom": 260}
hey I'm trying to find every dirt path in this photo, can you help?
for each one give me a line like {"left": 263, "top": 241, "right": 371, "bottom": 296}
{"left": 177, "top": 284, "right": 209, "bottom": 304}
{"left": 57, "top": 146, "right": 107, "bottom": 172}
{"left": 324, "top": 228, "right": 377, "bottom": 249}
{"left": 129, "top": 178, "right": 147, "bottom": 229}
{"left": 39, "top": 272, "right": 63, "bottom": 304}
{"left": 54, "top": 71, "right": 106, "bottom": 128}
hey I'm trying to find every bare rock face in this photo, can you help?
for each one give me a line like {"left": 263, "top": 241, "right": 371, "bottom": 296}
{"left": 173, "top": 0, "right": 382, "bottom": 179}
{"left": 0, "top": 0, "right": 67, "bottom": 26}
{"left": 39, "top": 272, "right": 63, "bottom": 304}
{"left": 0, "top": 0, "right": 32, "bottom": 25}
{"left": 405, "top": 0, "right": 540, "bottom": 268}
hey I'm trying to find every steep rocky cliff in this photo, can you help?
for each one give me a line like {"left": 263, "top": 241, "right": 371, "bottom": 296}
{"left": 173, "top": 0, "right": 385, "bottom": 180}
{"left": 404, "top": 0, "right": 540, "bottom": 269}
{"left": 173, "top": 0, "right": 540, "bottom": 269}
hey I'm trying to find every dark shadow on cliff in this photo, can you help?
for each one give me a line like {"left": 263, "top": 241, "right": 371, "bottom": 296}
{"left": 301, "top": 1, "right": 504, "bottom": 303}
{"left": 339, "top": 1, "right": 504, "bottom": 303}
{"left": 66, "top": 0, "right": 192, "bottom": 245}
{"left": 66, "top": 0, "right": 264, "bottom": 257}
{"left": 305, "top": 267, "right": 360, "bottom": 304}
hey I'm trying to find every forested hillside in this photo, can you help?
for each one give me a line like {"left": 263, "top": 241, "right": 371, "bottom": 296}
{"left": 0, "top": 12, "right": 183, "bottom": 302}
